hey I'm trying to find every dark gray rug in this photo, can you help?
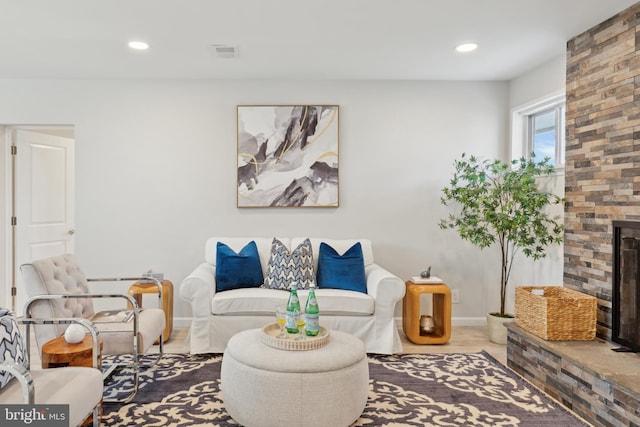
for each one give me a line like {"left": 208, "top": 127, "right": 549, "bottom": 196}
{"left": 102, "top": 351, "right": 588, "bottom": 426}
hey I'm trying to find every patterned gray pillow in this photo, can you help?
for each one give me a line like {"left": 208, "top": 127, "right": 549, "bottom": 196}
{"left": 0, "top": 309, "right": 29, "bottom": 389}
{"left": 262, "top": 238, "right": 315, "bottom": 290}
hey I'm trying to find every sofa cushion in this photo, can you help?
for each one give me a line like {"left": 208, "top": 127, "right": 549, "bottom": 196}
{"left": 210, "top": 288, "right": 374, "bottom": 316}
{"left": 215, "top": 241, "right": 264, "bottom": 292}
{"left": 316, "top": 242, "right": 367, "bottom": 293}
{"left": 211, "top": 288, "right": 288, "bottom": 315}
{"left": 306, "top": 289, "right": 374, "bottom": 315}
{"left": 263, "top": 238, "right": 315, "bottom": 290}
{"left": 0, "top": 309, "right": 29, "bottom": 389}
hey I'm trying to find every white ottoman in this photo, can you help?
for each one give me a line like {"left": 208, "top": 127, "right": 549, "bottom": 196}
{"left": 221, "top": 328, "right": 369, "bottom": 427}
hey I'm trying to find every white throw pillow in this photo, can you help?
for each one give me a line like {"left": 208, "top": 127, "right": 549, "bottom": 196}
{"left": 262, "top": 238, "right": 315, "bottom": 290}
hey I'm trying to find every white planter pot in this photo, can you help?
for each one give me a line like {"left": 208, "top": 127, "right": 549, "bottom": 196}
{"left": 486, "top": 313, "right": 514, "bottom": 345}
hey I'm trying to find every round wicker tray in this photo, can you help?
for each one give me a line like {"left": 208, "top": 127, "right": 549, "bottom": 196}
{"left": 261, "top": 323, "right": 330, "bottom": 351}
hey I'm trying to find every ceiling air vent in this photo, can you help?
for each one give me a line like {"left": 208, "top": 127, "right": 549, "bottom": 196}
{"left": 209, "top": 45, "right": 237, "bottom": 59}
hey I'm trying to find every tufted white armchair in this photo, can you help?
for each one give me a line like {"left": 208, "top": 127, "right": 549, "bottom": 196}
{"left": 20, "top": 254, "right": 165, "bottom": 403}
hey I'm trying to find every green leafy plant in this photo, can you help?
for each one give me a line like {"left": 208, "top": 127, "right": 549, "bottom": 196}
{"left": 439, "top": 153, "right": 564, "bottom": 317}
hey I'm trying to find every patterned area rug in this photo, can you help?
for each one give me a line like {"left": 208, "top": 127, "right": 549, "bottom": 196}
{"left": 102, "top": 351, "right": 588, "bottom": 426}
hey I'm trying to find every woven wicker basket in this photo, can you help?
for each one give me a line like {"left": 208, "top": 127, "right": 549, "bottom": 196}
{"left": 515, "top": 286, "right": 596, "bottom": 341}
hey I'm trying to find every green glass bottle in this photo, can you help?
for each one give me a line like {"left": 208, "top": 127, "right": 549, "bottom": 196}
{"left": 285, "top": 283, "right": 301, "bottom": 334}
{"left": 305, "top": 283, "right": 320, "bottom": 336}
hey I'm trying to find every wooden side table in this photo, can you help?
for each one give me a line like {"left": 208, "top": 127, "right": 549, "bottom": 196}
{"left": 402, "top": 280, "right": 452, "bottom": 344}
{"left": 42, "top": 335, "right": 104, "bottom": 369}
{"left": 128, "top": 279, "right": 173, "bottom": 342}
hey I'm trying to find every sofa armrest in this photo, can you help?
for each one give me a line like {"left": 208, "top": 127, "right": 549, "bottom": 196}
{"left": 179, "top": 262, "right": 216, "bottom": 318}
{"left": 365, "top": 263, "right": 406, "bottom": 312}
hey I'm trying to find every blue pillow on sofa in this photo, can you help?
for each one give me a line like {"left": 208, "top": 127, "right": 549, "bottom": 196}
{"left": 316, "top": 242, "right": 367, "bottom": 293}
{"left": 215, "top": 241, "right": 264, "bottom": 292}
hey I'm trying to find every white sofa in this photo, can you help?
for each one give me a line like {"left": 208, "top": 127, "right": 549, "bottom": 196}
{"left": 179, "top": 237, "right": 406, "bottom": 354}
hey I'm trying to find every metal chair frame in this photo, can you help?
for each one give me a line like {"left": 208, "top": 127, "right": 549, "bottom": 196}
{"left": 24, "top": 276, "right": 163, "bottom": 404}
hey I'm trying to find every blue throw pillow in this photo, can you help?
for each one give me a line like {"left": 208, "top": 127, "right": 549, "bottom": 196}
{"left": 316, "top": 242, "right": 367, "bottom": 293}
{"left": 215, "top": 241, "right": 264, "bottom": 292}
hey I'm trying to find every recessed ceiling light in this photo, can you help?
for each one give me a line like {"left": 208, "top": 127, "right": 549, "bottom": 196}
{"left": 128, "top": 41, "right": 149, "bottom": 50}
{"left": 455, "top": 43, "right": 478, "bottom": 53}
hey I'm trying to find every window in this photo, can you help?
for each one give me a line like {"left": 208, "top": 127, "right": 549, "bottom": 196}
{"left": 511, "top": 92, "right": 565, "bottom": 170}
{"left": 527, "top": 104, "right": 565, "bottom": 167}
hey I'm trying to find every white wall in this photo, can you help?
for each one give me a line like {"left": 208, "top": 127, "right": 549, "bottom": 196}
{"left": 509, "top": 55, "right": 566, "bottom": 109}
{"left": 0, "top": 79, "right": 512, "bottom": 323}
{"left": 506, "top": 54, "right": 567, "bottom": 310}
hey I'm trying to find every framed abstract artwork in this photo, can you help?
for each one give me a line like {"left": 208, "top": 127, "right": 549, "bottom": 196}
{"left": 237, "top": 105, "right": 339, "bottom": 207}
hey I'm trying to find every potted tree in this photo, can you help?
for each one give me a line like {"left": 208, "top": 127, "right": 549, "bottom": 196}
{"left": 439, "top": 153, "right": 564, "bottom": 344}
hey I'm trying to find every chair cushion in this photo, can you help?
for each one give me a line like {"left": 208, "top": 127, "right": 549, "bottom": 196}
{"left": 215, "top": 241, "right": 264, "bottom": 292}
{"left": 0, "top": 367, "right": 103, "bottom": 427}
{"left": 262, "top": 238, "right": 315, "bottom": 290}
{"left": 0, "top": 310, "right": 29, "bottom": 389}
{"left": 96, "top": 308, "right": 165, "bottom": 355}
{"left": 316, "top": 242, "right": 367, "bottom": 293}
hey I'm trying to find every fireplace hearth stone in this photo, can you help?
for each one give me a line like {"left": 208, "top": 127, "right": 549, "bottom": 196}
{"left": 507, "top": 324, "right": 640, "bottom": 426}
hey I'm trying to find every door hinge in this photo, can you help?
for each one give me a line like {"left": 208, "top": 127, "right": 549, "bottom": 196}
{"left": 11, "top": 216, "right": 16, "bottom": 226}
{"left": 11, "top": 145, "right": 17, "bottom": 155}
{"left": 10, "top": 288, "right": 16, "bottom": 297}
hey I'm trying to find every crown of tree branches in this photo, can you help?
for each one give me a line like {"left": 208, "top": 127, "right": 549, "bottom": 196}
{"left": 439, "top": 153, "right": 564, "bottom": 316}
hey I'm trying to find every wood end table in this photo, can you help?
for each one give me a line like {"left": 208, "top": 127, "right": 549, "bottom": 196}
{"left": 127, "top": 279, "right": 173, "bottom": 343}
{"left": 42, "top": 335, "right": 103, "bottom": 369}
{"left": 402, "top": 280, "right": 452, "bottom": 344}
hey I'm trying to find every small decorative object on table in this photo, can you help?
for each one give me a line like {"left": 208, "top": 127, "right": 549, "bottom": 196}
{"left": 420, "top": 267, "right": 432, "bottom": 278}
{"left": 410, "top": 275, "right": 444, "bottom": 284}
{"left": 420, "top": 315, "right": 435, "bottom": 334}
{"left": 64, "top": 324, "right": 87, "bottom": 344}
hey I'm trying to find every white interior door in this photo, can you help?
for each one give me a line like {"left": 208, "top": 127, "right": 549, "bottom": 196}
{"left": 14, "top": 129, "right": 75, "bottom": 315}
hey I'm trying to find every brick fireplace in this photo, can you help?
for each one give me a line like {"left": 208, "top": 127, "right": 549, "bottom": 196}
{"left": 612, "top": 220, "right": 640, "bottom": 352}
{"left": 507, "top": 4, "right": 640, "bottom": 427}
{"left": 564, "top": 4, "right": 640, "bottom": 341}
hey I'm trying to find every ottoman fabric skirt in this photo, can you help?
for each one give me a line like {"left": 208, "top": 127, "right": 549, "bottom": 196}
{"left": 221, "top": 329, "right": 369, "bottom": 427}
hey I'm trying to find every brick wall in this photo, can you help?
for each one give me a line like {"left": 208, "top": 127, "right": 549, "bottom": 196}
{"left": 507, "top": 326, "right": 640, "bottom": 427}
{"left": 565, "top": 3, "right": 640, "bottom": 340}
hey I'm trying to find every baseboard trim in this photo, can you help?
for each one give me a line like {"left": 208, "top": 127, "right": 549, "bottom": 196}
{"left": 394, "top": 316, "right": 486, "bottom": 327}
